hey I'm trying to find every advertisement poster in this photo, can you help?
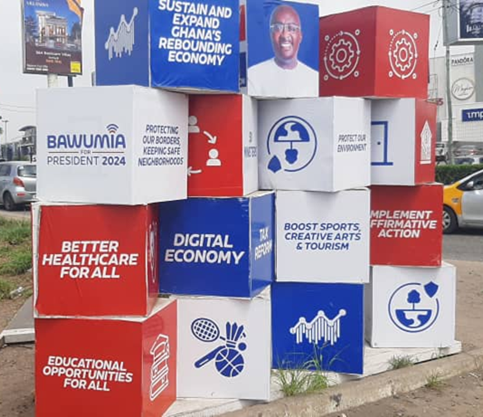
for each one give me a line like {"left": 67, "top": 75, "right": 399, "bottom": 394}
{"left": 22, "top": 0, "right": 83, "bottom": 75}
{"left": 370, "top": 185, "right": 443, "bottom": 267}
{"left": 149, "top": 0, "right": 240, "bottom": 91}
{"left": 246, "top": 0, "right": 319, "bottom": 98}
{"left": 272, "top": 283, "right": 364, "bottom": 375}
{"left": 158, "top": 192, "right": 274, "bottom": 298}
{"left": 95, "top": 0, "right": 150, "bottom": 86}
{"left": 459, "top": 0, "right": 483, "bottom": 40}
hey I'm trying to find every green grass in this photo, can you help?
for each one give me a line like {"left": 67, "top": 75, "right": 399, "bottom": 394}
{"left": 0, "top": 246, "right": 13, "bottom": 256}
{"left": 425, "top": 373, "right": 445, "bottom": 390}
{"left": 0, "top": 220, "right": 31, "bottom": 246}
{"left": 388, "top": 355, "right": 415, "bottom": 370}
{"left": 0, "top": 279, "right": 16, "bottom": 300}
{"left": 274, "top": 346, "right": 332, "bottom": 397}
{"left": 0, "top": 219, "right": 32, "bottom": 284}
{"left": 0, "top": 248, "right": 32, "bottom": 275}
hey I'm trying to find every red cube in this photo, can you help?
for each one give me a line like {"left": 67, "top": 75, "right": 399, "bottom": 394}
{"left": 35, "top": 300, "right": 177, "bottom": 417}
{"left": 370, "top": 185, "right": 443, "bottom": 267}
{"left": 33, "top": 204, "right": 159, "bottom": 317}
{"left": 188, "top": 95, "right": 258, "bottom": 197}
{"left": 319, "top": 6, "right": 429, "bottom": 98}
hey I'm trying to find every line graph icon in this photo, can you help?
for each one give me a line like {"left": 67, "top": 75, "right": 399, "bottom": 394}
{"left": 191, "top": 318, "right": 247, "bottom": 378}
{"left": 290, "top": 309, "right": 347, "bottom": 346}
{"left": 105, "top": 7, "right": 138, "bottom": 60}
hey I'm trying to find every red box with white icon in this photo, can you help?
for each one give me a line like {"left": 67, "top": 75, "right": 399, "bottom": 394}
{"left": 35, "top": 300, "right": 177, "bottom": 417}
{"left": 370, "top": 185, "right": 443, "bottom": 267}
{"left": 33, "top": 203, "right": 159, "bottom": 317}
{"left": 188, "top": 94, "right": 258, "bottom": 197}
{"left": 319, "top": 6, "right": 429, "bottom": 98}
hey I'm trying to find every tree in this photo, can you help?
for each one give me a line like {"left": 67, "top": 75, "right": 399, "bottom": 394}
{"left": 407, "top": 290, "right": 421, "bottom": 310}
{"left": 70, "top": 22, "right": 81, "bottom": 42}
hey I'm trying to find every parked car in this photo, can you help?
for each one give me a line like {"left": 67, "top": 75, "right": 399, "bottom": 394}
{"left": 454, "top": 145, "right": 483, "bottom": 157}
{"left": 454, "top": 155, "right": 483, "bottom": 165}
{"left": 443, "top": 169, "right": 483, "bottom": 233}
{"left": 0, "top": 162, "right": 37, "bottom": 211}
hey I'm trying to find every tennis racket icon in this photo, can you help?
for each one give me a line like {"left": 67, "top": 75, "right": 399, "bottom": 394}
{"left": 191, "top": 318, "right": 247, "bottom": 371}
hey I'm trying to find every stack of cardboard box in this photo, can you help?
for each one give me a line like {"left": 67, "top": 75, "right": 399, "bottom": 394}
{"left": 30, "top": 0, "right": 454, "bottom": 415}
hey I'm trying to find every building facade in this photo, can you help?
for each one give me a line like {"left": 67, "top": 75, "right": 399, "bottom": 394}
{"left": 430, "top": 50, "right": 483, "bottom": 149}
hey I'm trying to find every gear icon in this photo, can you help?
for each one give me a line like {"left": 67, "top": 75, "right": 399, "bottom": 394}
{"left": 323, "top": 31, "right": 361, "bottom": 81}
{"left": 329, "top": 38, "right": 356, "bottom": 73}
{"left": 393, "top": 38, "right": 415, "bottom": 73}
{"left": 388, "top": 30, "right": 418, "bottom": 80}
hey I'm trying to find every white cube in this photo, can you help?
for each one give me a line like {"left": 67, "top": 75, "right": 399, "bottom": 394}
{"left": 366, "top": 264, "right": 456, "bottom": 348}
{"left": 276, "top": 190, "right": 370, "bottom": 283}
{"left": 37, "top": 86, "right": 188, "bottom": 205}
{"left": 176, "top": 291, "right": 271, "bottom": 400}
{"left": 258, "top": 97, "right": 371, "bottom": 192}
{"left": 371, "top": 99, "right": 436, "bottom": 185}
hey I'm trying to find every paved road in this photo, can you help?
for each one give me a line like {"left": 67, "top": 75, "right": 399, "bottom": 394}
{"left": 443, "top": 229, "right": 483, "bottom": 262}
{"left": 0, "top": 208, "right": 30, "bottom": 221}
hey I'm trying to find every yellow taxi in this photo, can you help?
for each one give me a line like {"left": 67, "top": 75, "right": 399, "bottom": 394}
{"left": 443, "top": 169, "right": 483, "bottom": 233}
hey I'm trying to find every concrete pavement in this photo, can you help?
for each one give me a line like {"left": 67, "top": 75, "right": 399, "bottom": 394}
{"left": 0, "top": 208, "right": 30, "bottom": 221}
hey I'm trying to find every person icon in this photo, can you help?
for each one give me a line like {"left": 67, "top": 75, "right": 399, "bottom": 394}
{"left": 207, "top": 149, "right": 222, "bottom": 166}
{"left": 247, "top": 4, "right": 318, "bottom": 98}
{"left": 189, "top": 115, "right": 200, "bottom": 133}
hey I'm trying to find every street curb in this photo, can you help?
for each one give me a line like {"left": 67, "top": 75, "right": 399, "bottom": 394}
{"left": 224, "top": 348, "right": 483, "bottom": 417}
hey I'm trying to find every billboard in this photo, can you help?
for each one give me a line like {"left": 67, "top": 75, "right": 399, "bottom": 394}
{"left": 22, "top": 0, "right": 84, "bottom": 75}
{"left": 447, "top": 0, "right": 483, "bottom": 45}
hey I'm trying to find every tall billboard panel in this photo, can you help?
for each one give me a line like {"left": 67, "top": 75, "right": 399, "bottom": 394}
{"left": 22, "top": 0, "right": 84, "bottom": 75}
{"left": 447, "top": 0, "right": 483, "bottom": 45}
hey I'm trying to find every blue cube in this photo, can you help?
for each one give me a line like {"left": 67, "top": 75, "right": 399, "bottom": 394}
{"left": 272, "top": 282, "right": 364, "bottom": 375}
{"left": 95, "top": 0, "right": 240, "bottom": 92}
{"left": 159, "top": 192, "right": 275, "bottom": 298}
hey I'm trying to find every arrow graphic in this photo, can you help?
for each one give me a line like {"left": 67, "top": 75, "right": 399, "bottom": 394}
{"left": 203, "top": 131, "right": 217, "bottom": 144}
{"left": 188, "top": 166, "right": 202, "bottom": 177}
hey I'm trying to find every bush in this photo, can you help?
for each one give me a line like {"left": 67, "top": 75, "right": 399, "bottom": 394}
{"left": 435, "top": 164, "right": 483, "bottom": 185}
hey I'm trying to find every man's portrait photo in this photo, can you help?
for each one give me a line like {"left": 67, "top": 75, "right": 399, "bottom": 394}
{"left": 247, "top": 1, "right": 319, "bottom": 98}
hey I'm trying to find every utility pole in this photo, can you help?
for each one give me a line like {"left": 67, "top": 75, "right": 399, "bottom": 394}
{"left": 443, "top": 0, "right": 455, "bottom": 164}
{"left": 3, "top": 119, "right": 8, "bottom": 144}
{"left": 1, "top": 119, "right": 8, "bottom": 159}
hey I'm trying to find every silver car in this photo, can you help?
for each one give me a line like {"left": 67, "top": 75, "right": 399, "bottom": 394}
{"left": 0, "top": 162, "right": 37, "bottom": 211}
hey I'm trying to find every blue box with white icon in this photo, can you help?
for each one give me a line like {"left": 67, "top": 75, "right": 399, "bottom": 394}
{"left": 272, "top": 282, "right": 364, "bottom": 375}
{"left": 95, "top": 0, "right": 240, "bottom": 92}
{"left": 158, "top": 192, "right": 275, "bottom": 298}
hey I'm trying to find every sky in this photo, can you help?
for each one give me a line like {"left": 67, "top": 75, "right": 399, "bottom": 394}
{"left": 0, "top": 0, "right": 473, "bottom": 144}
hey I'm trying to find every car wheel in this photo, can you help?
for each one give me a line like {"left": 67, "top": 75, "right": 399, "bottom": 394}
{"left": 3, "top": 192, "right": 16, "bottom": 211}
{"left": 443, "top": 206, "right": 458, "bottom": 234}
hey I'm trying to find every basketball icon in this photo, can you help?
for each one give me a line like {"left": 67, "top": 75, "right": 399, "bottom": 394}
{"left": 215, "top": 345, "right": 246, "bottom": 377}
{"left": 191, "top": 319, "right": 247, "bottom": 378}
